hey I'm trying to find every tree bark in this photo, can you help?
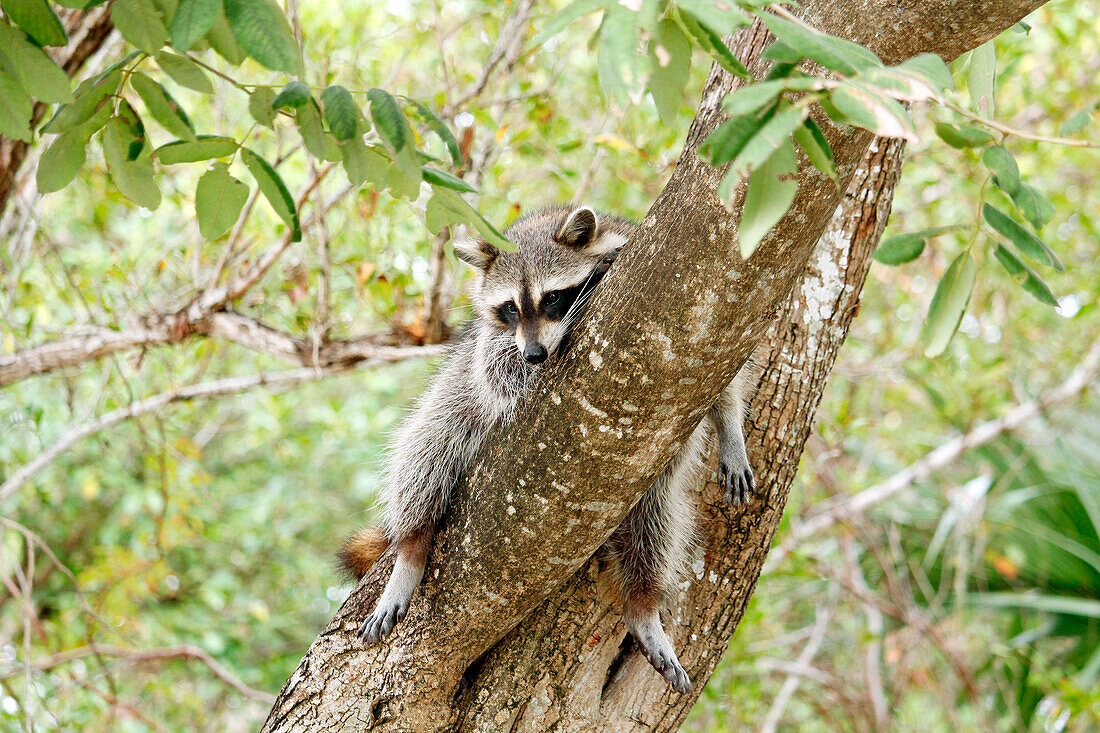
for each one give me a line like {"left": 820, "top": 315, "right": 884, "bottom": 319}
{"left": 263, "top": 2, "right": 1048, "bottom": 730}
{"left": 0, "top": 6, "right": 115, "bottom": 219}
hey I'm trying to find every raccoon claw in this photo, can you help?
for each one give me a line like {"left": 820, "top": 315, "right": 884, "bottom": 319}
{"left": 719, "top": 461, "right": 755, "bottom": 506}
{"left": 635, "top": 629, "right": 694, "bottom": 694}
{"left": 356, "top": 598, "right": 408, "bottom": 646}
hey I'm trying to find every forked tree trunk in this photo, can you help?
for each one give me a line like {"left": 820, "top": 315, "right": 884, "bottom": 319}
{"left": 263, "top": 2, "right": 1047, "bottom": 730}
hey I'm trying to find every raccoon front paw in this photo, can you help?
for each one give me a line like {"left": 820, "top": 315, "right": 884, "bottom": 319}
{"left": 718, "top": 459, "right": 755, "bottom": 506}
{"left": 636, "top": 631, "right": 694, "bottom": 694}
{"left": 356, "top": 597, "right": 408, "bottom": 646}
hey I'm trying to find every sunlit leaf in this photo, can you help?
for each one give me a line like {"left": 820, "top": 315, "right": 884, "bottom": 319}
{"left": 981, "top": 145, "right": 1020, "bottom": 195}
{"left": 196, "top": 161, "right": 249, "bottom": 240}
{"left": 700, "top": 110, "right": 771, "bottom": 167}
{"left": 647, "top": 18, "right": 691, "bottom": 125}
{"left": 678, "top": 8, "right": 749, "bottom": 79}
{"left": 409, "top": 100, "right": 462, "bottom": 167}
{"left": 320, "top": 85, "right": 358, "bottom": 141}
{"left": 155, "top": 51, "right": 214, "bottom": 94}
{"left": 426, "top": 187, "right": 512, "bottom": 250}
{"left": 0, "top": 70, "right": 32, "bottom": 141}
{"left": 737, "top": 138, "right": 797, "bottom": 259}
{"left": 731, "top": 103, "right": 808, "bottom": 177}
{"left": 1058, "top": 108, "right": 1092, "bottom": 136}
{"left": 271, "top": 80, "right": 310, "bottom": 110}
{"left": 933, "top": 121, "right": 994, "bottom": 148}
{"left": 983, "top": 203, "right": 1063, "bottom": 272}
{"left": 921, "top": 250, "right": 976, "bottom": 357}
{"left": 0, "top": 22, "right": 72, "bottom": 102}
{"left": 368, "top": 87, "right": 406, "bottom": 152}
{"left": 241, "top": 147, "right": 301, "bottom": 240}
{"left": 2, "top": 0, "right": 67, "bottom": 46}
{"left": 896, "top": 53, "right": 953, "bottom": 93}
{"left": 992, "top": 243, "right": 1058, "bottom": 307}
{"left": 111, "top": 0, "right": 170, "bottom": 53}
{"left": 205, "top": 9, "right": 246, "bottom": 65}
{"left": 828, "top": 82, "right": 916, "bottom": 141}
{"left": 37, "top": 130, "right": 87, "bottom": 192}
{"left": 170, "top": 0, "right": 219, "bottom": 51}
{"left": 155, "top": 135, "right": 238, "bottom": 164}
{"left": 793, "top": 116, "right": 836, "bottom": 183}
{"left": 422, "top": 166, "right": 476, "bottom": 193}
{"left": 43, "top": 70, "right": 122, "bottom": 134}
{"left": 759, "top": 13, "right": 881, "bottom": 76}
{"left": 249, "top": 87, "right": 277, "bottom": 128}
{"left": 224, "top": 0, "right": 300, "bottom": 74}
{"left": 872, "top": 226, "right": 957, "bottom": 265}
{"left": 967, "top": 41, "right": 996, "bottom": 118}
{"left": 102, "top": 117, "right": 161, "bottom": 210}
{"left": 596, "top": 4, "right": 638, "bottom": 104}
{"left": 1008, "top": 182, "right": 1055, "bottom": 231}
{"left": 131, "top": 72, "right": 195, "bottom": 140}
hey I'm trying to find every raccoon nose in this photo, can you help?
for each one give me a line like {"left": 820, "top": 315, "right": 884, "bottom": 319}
{"left": 523, "top": 342, "right": 548, "bottom": 364}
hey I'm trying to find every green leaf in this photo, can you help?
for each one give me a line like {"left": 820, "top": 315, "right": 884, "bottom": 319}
{"left": 368, "top": 87, "right": 406, "bottom": 152}
{"left": 195, "top": 162, "right": 249, "bottom": 239}
{"left": 933, "top": 121, "right": 994, "bottom": 148}
{"left": 295, "top": 99, "right": 330, "bottom": 159}
{"left": 828, "top": 82, "right": 916, "bottom": 141}
{"left": 170, "top": 0, "right": 219, "bottom": 51}
{"left": 699, "top": 109, "right": 772, "bottom": 167}
{"left": 320, "top": 85, "right": 358, "bottom": 141}
{"left": 678, "top": 9, "right": 749, "bottom": 79}
{"left": 723, "top": 79, "right": 796, "bottom": 117}
{"left": 43, "top": 71, "right": 122, "bottom": 134}
{"left": 338, "top": 135, "right": 379, "bottom": 186}
{"left": 421, "top": 166, "right": 476, "bottom": 193}
{"left": 759, "top": 13, "right": 881, "bottom": 76}
{"left": 241, "top": 148, "right": 301, "bottom": 240}
{"left": 115, "top": 99, "right": 147, "bottom": 160}
{"left": 532, "top": 0, "right": 609, "bottom": 46}
{"left": 967, "top": 40, "right": 996, "bottom": 118}
{"left": 730, "top": 103, "right": 807, "bottom": 177}
{"left": 36, "top": 129, "right": 87, "bottom": 192}
{"left": 1008, "top": 182, "right": 1054, "bottom": 231}
{"left": 737, "top": 138, "right": 797, "bottom": 259}
{"left": 155, "top": 134, "right": 237, "bottom": 163}
{"left": 872, "top": 227, "right": 957, "bottom": 265}
{"left": 982, "top": 203, "right": 1063, "bottom": 272}
{"left": 102, "top": 116, "right": 161, "bottom": 209}
{"left": 248, "top": 87, "right": 277, "bottom": 128}
{"left": 205, "top": 9, "right": 245, "bottom": 66}
{"left": 596, "top": 4, "right": 638, "bottom": 104}
{"left": 0, "top": 70, "right": 32, "bottom": 141}
{"left": 387, "top": 143, "right": 422, "bottom": 200}
{"left": 154, "top": 51, "right": 214, "bottom": 94}
{"left": 426, "top": 187, "right": 512, "bottom": 250}
{"left": 1059, "top": 108, "right": 1092, "bottom": 136}
{"left": 130, "top": 72, "right": 195, "bottom": 140}
{"left": 111, "top": 0, "right": 170, "bottom": 52}
{"left": 0, "top": 22, "right": 72, "bottom": 103}
{"left": 972, "top": 593, "right": 1100, "bottom": 619}
{"left": 992, "top": 243, "right": 1058, "bottom": 307}
{"left": 793, "top": 117, "right": 835, "bottom": 183}
{"left": 409, "top": 100, "right": 461, "bottom": 167}
{"left": 675, "top": 0, "right": 748, "bottom": 35}
{"left": 647, "top": 18, "right": 691, "bottom": 126}
{"left": 981, "top": 145, "right": 1020, "bottom": 195}
{"left": 921, "top": 251, "right": 976, "bottom": 357}
{"left": 896, "top": 53, "right": 953, "bottom": 93}
{"left": 1, "top": 0, "right": 67, "bottom": 46}
{"left": 223, "top": 0, "right": 299, "bottom": 74}
{"left": 271, "top": 80, "right": 310, "bottom": 110}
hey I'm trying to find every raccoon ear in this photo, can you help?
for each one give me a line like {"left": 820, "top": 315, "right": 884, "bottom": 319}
{"left": 556, "top": 206, "right": 598, "bottom": 249}
{"left": 453, "top": 236, "right": 499, "bottom": 272}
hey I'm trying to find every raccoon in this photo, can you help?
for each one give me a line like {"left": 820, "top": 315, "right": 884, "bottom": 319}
{"left": 339, "top": 205, "right": 757, "bottom": 694}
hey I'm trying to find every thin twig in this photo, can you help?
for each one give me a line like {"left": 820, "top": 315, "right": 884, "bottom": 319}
{"left": 768, "top": 332, "right": 1100, "bottom": 568}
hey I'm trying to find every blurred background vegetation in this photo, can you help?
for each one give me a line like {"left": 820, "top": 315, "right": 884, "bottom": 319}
{"left": 1, "top": 0, "right": 1098, "bottom": 730}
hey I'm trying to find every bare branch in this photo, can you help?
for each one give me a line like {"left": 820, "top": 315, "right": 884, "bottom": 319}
{"left": 448, "top": 0, "right": 536, "bottom": 113}
{"left": 769, "top": 332, "right": 1100, "bottom": 568}
{"left": 12, "top": 644, "right": 275, "bottom": 704}
{"left": 0, "top": 348, "right": 440, "bottom": 502}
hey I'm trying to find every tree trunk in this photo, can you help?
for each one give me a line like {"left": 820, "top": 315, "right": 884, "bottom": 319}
{"left": 0, "top": 6, "right": 115, "bottom": 219}
{"left": 263, "top": 2, "right": 1047, "bottom": 730}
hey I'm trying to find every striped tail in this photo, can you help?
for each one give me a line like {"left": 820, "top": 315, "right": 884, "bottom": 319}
{"left": 337, "top": 526, "right": 390, "bottom": 581}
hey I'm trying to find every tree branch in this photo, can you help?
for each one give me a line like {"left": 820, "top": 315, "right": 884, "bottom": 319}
{"left": 0, "top": 350, "right": 439, "bottom": 503}
{"left": 768, "top": 329, "right": 1100, "bottom": 569}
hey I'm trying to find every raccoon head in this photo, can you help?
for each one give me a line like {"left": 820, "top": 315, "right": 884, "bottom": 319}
{"left": 455, "top": 205, "right": 631, "bottom": 365}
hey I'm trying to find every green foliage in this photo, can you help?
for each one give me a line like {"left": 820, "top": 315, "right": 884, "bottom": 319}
{"left": 920, "top": 250, "right": 977, "bottom": 357}
{"left": 195, "top": 162, "right": 249, "bottom": 240}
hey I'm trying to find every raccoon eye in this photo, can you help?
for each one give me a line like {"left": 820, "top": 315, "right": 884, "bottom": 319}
{"left": 543, "top": 292, "right": 560, "bottom": 306}
{"left": 503, "top": 302, "right": 518, "bottom": 315}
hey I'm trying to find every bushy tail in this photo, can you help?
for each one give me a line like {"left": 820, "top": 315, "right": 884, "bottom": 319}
{"left": 337, "top": 526, "right": 390, "bottom": 581}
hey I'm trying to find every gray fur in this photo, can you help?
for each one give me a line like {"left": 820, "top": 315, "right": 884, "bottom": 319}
{"left": 354, "top": 206, "right": 759, "bottom": 693}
